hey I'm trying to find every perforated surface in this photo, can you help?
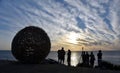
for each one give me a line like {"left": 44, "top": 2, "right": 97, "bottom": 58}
{"left": 12, "top": 26, "right": 51, "bottom": 63}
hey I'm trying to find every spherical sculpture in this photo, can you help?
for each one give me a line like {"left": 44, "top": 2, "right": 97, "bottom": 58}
{"left": 11, "top": 26, "right": 51, "bottom": 63}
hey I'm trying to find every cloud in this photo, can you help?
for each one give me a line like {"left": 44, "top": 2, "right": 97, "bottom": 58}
{"left": 0, "top": 0, "right": 120, "bottom": 50}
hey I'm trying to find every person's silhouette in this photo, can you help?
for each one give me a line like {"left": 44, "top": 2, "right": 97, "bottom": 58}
{"left": 81, "top": 51, "right": 85, "bottom": 66}
{"left": 57, "top": 49, "right": 61, "bottom": 63}
{"left": 97, "top": 50, "right": 102, "bottom": 67}
{"left": 85, "top": 52, "right": 89, "bottom": 67}
{"left": 61, "top": 47, "right": 65, "bottom": 64}
{"left": 67, "top": 49, "right": 71, "bottom": 66}
{"left": 90, "top": 52, "right": 95, "bottom": 67}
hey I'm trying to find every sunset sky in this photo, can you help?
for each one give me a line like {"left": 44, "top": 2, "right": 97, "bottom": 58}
{"left": 0, "top": 0, "right": 120, "bottom": 51}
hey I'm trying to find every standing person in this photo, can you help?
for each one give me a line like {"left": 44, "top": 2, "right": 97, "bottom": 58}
{"left": 85, "top": 52, "right": 89, "bottom": 67}
{"left": 61, "top": 47, "right": 65, "bottom": 64}
{"left": 97, "top": 50, "right": 102, "bottom": 68}
{"left": 81, "top": 51, "right": 85, "bottom": 65}
{"left": 67, "top": 49, "right": 71, "bottom": 66}
{"left": 81, "top": 47, "right": 86, "bottom": 66}
{"left": 57, "top": 49, "right": 61, "bottom": 63}
{"left": 90, "top": 52, "right": 95, "bottom": 68}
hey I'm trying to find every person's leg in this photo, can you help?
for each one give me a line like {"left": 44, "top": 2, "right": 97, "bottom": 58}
{"left": 91, "top": 62, "right": 94, "bottom": 68}
{"left": 99, "top": 59, "right": 102, "bottom": 68}
{"left": 98, "top": 59, "right": 101, "bottom": 67}
{"left": 98, "top": 60, "right": 100, "bottom": 66}
{"left": 60, "top": 59, "right": 62, "bottom": 64}
{"left": 90, "top": 61, "right": 92, "bottom": 67}
{"left": 58, "top": 57, "right": 59, "bottom": 63}
{"left": 68, "top": 62, "right": 70, "bottom": 66}
{"left": 69, "top": 61, "right": 71, "bottom": 66}
{"left": 61, "top": 60, "right": 62, "bottom": 64}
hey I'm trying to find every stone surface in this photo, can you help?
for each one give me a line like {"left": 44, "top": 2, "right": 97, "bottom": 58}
{"left": 12, "top": 26, "right": 51, "bottom": 63}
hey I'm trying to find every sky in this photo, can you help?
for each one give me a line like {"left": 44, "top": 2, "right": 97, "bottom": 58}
{"left": 0, "top": 0, "right": 120, "bottom": 51}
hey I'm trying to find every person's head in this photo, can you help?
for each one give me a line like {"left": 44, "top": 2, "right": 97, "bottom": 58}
{"left": 68, "top": 49, "right": 71, "bottom": 52}
{"left": 98, "top": 50, "right": 102, "bottom": 53}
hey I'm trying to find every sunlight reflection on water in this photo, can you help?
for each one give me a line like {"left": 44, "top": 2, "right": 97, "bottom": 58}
{"left": 71, "top": 52, "right": 80, "bottom": 66}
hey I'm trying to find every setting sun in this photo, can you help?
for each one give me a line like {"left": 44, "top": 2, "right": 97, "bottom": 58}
{"left": 67, "top": 32, "right": 79, "bottom": 44}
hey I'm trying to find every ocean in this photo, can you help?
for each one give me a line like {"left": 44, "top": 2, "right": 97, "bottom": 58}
{"left": 0, "top": 50, "right": 120, "bottom": 66}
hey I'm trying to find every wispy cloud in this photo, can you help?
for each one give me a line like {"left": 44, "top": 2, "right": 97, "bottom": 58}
{"left": 0, "top": 0, "right": 120, "bottom": 50}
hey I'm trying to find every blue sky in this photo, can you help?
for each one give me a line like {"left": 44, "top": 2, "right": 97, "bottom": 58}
{"left": 0, "top": 0, "right": 120, "bottom": 51}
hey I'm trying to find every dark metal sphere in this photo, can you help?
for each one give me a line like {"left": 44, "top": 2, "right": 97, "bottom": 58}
{"left": 11, "top": 26, "right": 51, "bottom": 63}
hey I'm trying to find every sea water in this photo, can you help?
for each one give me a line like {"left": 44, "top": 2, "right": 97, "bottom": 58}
{"left": 0, "top": 50, "right": 120, "bottom": 66}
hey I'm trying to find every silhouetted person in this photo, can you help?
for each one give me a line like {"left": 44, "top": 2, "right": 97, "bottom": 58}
{"left": 67, "top": 49, "right": 71, "bottom": 66}
{"left": 57, "top": 49, "right": 61, "bottom": 63}
{"left": 97, "top": 50, "right": 102, "bottom": 67}
{"left": 90, "top": 52, "right": 95, "bottom": 67}
{"left": 81, "top": 51, "right": 85, "bottom": 66}
{"left": 85, "top": 52, "right": 89, "bottom": 67}
{"left": 61, "top": 47, "right": 65, "bottom": 64}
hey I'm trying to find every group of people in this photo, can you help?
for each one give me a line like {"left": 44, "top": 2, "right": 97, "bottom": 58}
{"left": 57, "top": 47, "right": 103, "bottom": 67}
{"left": 57, "top": 47, "right": 71, "bottom": 66}
{"left": 57, "top": 47, "right": 66, "bottom": 64}
{"left": 81, "top": 50, "right": 102, "bottom": 67}
{"left": 81, "top": 51, "right": 95, "bottom": 67}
